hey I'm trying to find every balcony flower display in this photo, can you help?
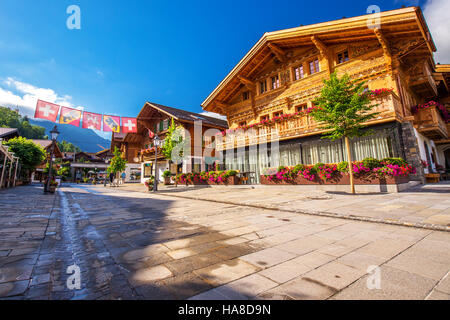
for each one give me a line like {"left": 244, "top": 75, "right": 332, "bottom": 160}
{"left": 411, "top": 101, "right": 450, "bottom": 123}
{"left": 217, "top": 88, "right": 396, "bottom": 138}
{"left": 218, "top": 106, "right": 321, "bottom": 136}
{"left": 367, "top": 88, "right": 394, "bottom": 98}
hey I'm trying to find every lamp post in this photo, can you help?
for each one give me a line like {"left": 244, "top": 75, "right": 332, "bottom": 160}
{"left": 104, "top": 159, "right": 110, "bottom": 187}
{"left": 45, "top": 125, "right": 59, "bottom": 193}
{"left": 153, "top": 135, "right": 161, "bottom": 192}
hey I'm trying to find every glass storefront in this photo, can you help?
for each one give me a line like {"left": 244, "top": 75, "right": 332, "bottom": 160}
{"left": 222, "top": 126, "right": 402, "bottom": 183}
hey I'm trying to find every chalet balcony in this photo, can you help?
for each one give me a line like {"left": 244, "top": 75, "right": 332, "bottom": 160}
{"left": 412, "top": 106, "right": 449, "bottom": 140}
{"left": 216, "top": 92, "right": 402, "bottom": 151}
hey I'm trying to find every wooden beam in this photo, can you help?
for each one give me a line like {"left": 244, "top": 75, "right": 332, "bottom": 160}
{"left": 374, "top": 28, "right": 393, "bottom": 70}
{"left": 267, "top": 43, "right": 286, "bottom": 62}
{"left": 311, "top": 35, "right": 332, "bottom": 75}
{"left": 237, "top": 75, "right": 255, "bottom": 91}
{"left": 285, "top": 97, "right": 292, "bottom": 110}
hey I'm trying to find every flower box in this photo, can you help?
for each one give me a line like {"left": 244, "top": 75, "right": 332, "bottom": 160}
{"left": 260, "top": 174, "right": 410, "bottom": 185}
{"left": 207, "top": 176, "right": 240, "bottom": 185}
{"left": 183, "top": 176, "right": 240, "bottom": 186}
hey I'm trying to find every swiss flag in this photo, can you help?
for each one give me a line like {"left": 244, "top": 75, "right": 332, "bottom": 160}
{"left": 147, "top": 127, "right": 155, "bottom": 139}
{"left": 82, "top": 112, "right": 102, "bottom": 131}
{"left": 34, "top": 100, "right": 60, "bottom": 122}
{"left": 122, "top": 117, "right": 138, "bottom": 133}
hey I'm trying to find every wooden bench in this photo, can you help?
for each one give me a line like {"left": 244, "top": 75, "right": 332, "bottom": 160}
{"left": 425, "top": 173, "right": 440, "bottom": 183}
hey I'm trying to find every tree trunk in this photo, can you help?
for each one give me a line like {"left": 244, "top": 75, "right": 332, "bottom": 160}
{"left": 344, "top": 136, "right": 355, "bottom": 194}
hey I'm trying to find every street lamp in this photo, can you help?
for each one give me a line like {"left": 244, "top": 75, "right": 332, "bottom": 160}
{"left": 153, "top": 135, "right": 162, "bottom": 192}
{"left": 45, "top": 125, "right": 59, "bottom": 193}
{"left": 104, "top": 159, "right": 110, "bottom": 187}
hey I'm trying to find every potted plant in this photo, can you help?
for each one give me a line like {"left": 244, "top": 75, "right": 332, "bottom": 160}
{"left": 163, "top": 170, "right": 172, "bottom": 185}
{"left": 144, "top": 176, "right": 155, "bottom": 191}
{"left": 49, "top": 180, "right": 58, "bottom": 193}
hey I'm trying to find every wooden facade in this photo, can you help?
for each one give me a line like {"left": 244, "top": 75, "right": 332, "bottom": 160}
{"left": 115, "top": 102, "right": 228, "bottom": 183}
{"left": 202, "top": 7, "right": 450, "bottom": 180}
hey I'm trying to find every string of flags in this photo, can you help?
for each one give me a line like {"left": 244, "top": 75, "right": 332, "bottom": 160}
{"left": 34, "top": 99, "right": 138, "bottom": 133}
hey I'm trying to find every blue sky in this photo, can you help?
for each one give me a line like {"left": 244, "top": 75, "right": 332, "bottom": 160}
{"left": 0, "top": 0, "right": 447, "bottom": 140}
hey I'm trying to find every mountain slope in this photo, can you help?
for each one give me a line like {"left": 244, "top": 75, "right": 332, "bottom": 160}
{"left": 28, "top": 119, "right": 111, "bottom": 153}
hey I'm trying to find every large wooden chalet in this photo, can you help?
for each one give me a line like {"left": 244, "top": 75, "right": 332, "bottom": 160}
{"left": 112, "top": 102, "right": 228, "bottom": 183}
{"left": 201, "top": 7, "right": 450, "bottom": 183}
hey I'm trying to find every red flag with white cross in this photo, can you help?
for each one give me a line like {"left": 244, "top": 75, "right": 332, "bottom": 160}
{"left": 34, "top": 100, "right": 60, "bottom": 122}
{"left": 122, "top": 117, "right": 137, "bottom": 133}
{"left": 82, "top": 112, "right": 102, "bottom": 131}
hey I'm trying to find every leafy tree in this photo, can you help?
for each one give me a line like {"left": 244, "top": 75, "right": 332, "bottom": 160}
{"left": 107, "top": 147, "right": 127, "bottom": 176}
{"left": 0, "top": 106, "right": 46, "bottom": 139}
{"left": 310, "top": 72, "right": 378, "bottom": 194}
{"left": 162, "top": 118, "right": 185, "bottom": 160}
{"left": 4, "top": 137, "right": 46, "bottom": 176}
{"left": 58, "top": 140, "right": 81, "bottom": 152}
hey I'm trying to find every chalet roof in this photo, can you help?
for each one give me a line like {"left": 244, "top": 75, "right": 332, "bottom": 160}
{"left": 31, "top": 139, "right": 53, "bottom": 149}
{"left": 201, "top": 6, "right": 438, "bottom": 111}
{"left": 143, "top": 102, "right": 228, "bottom": 128}
{"left": 95, "top": 148, "right": 110, "bottom": 156}
{"left": 0, "top": 128, "right": 19, "bottom": 138}
{"left": 31, "top": 139, "right": 63, "bottom": 159}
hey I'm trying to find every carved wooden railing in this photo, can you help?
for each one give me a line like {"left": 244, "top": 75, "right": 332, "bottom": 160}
{"left": 413, "top": 106, "right": 448, "bottom": 140}
{"left": 216, "top": 92, "right": 401, "bottom": 151}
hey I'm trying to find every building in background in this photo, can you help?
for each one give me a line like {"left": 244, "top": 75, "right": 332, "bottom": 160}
{"left": 113, "top": 102, "right": 228, "bottom": 184}
{"left": 201, "top": 7, "right": 450, "bottom": 183}
{"left": 30, "top": 139, "right": 63, "bottom": 182}
{"left": 0, "top": 128, "right": 20, "bottom": 142}
{"left": 62, "top": 151, "right": 109, "bottom": 182}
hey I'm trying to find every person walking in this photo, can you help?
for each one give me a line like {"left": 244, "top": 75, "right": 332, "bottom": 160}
{"left": 120, "top": 172, "right": 126, "bottom": 185}
{"left": 109, "top": 172, "right": 115, "bottom": 187}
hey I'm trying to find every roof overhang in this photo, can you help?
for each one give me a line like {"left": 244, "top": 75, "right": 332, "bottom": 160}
{"left": 201, "top": 6, "right": 437, "bottom": 112}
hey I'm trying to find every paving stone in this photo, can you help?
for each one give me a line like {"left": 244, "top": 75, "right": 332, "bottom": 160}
{"left": 426, "top": 290, "right": 450, "bottom": 300}
{"left": 0, "top": 280, "right": 30, "bottom": 298}
{"left": 355, "top": 238, "right": 415, "bottom": 259}
{"left": 332, "top": 266, "right": 437, "bottom": 300}
{"left": 435, "top": 275, "right": 450, "bottom": 294}
{"left": 129, "top": 265, "right": 173, "bottom": 285}
{"left": 159, "top": 272, "right": 212, "bottom": 299}
{"left": 258, "top": 277, "right": 337, "bottom": 300}
{"left": 274, "top": 236, "right": 334, "bottom": 255}
{"left": 386, "top": 249, "right": 450, "bottom": 281}
{"left": 194, "top": 259, "right": 260, "bottom": 287}
{"left": 31, "top": 273, "right": 51, "bottom": 286}
{"left": 309, "top": 260, "right": 367, "bottom": 289}
{"left": 239, "top": 247, "right": 296, "bottom": 269}
{"left": 337, "top": 252, "right": 386, "bottom": 272}
{"left": 220, "top": 274, "right": 278, "bottom": 298}
{"left": 258, "top": 259, "right": 313, "bottom": 284}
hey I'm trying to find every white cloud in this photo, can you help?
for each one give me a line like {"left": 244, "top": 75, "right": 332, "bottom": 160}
{"left": 200, "top": 111, "right": 227, "bottom": 121}
{"left": 0, "top": 77, "right": 73, "bottom": 116}
{"left": 424, "top": 0, "right": 450, "bottom": 63}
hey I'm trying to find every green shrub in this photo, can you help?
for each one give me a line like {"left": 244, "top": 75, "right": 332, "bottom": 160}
{"left": 313, "top": 163, "right": 325, "bottom": 171}
{"left": 162, "top": 170, "right": 172, "bottom": 178}
{"left": 362, "top": 157, "right": 382, "bottom": 169}
{"left": 277, "top": 166, "right": 286, "bottom": 172}
{"left": 337, "top": 161, "right": 348, "bottom": 173}
{"left": 291, "top": 164, "right": 305, "bottom": 175}
{"left": 382, "top": 157, "right": 407, "bottom": 166}
{"left": 226, "top": 170, "right": 238, "bottom": 177}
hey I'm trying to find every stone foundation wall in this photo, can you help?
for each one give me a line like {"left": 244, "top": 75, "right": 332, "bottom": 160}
{"left": 400, "top": 121, "right": 425, "bottom": 183}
